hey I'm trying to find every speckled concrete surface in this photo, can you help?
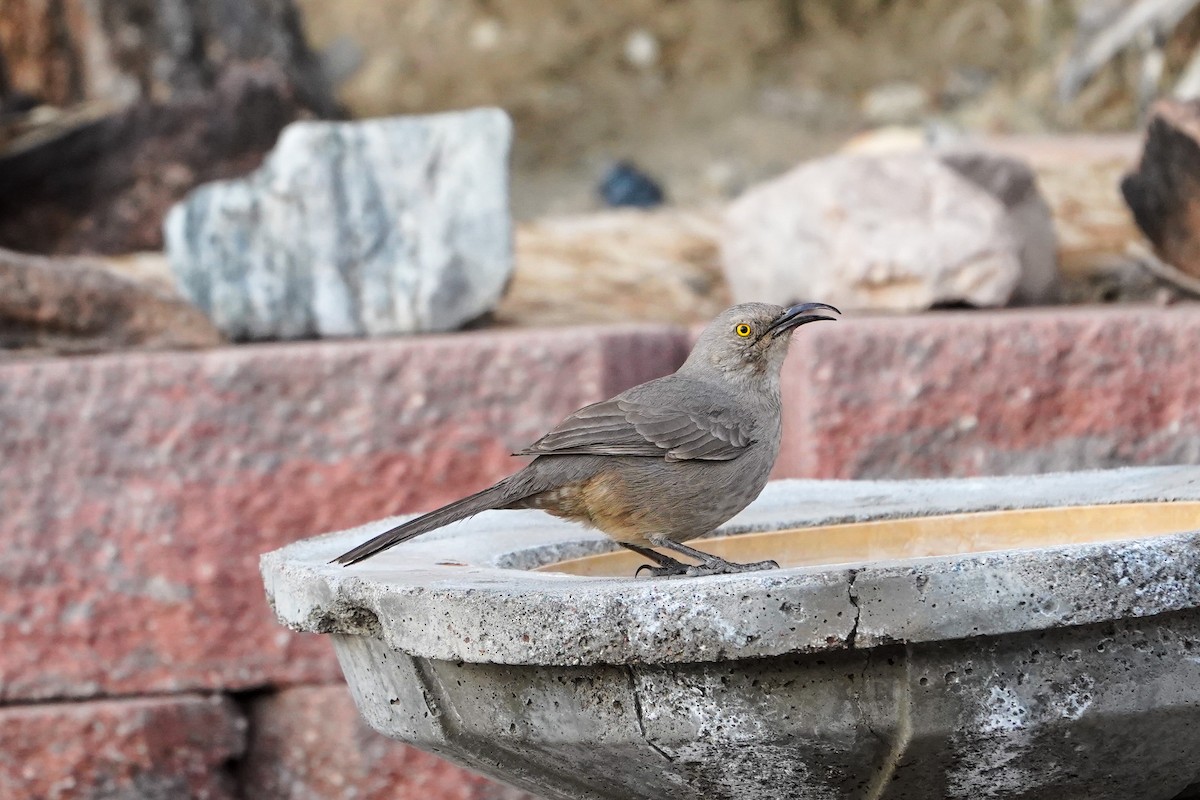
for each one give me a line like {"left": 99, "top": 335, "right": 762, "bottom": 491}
{"left": 262, "top": 467, "right": 1200, "bottom": 799}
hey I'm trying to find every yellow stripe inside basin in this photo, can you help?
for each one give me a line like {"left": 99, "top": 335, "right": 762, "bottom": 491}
{"left": 539, "top": 502, "right": 1200, "bottom": 577}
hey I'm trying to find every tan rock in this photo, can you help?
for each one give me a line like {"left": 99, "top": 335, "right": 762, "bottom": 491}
{"left": 496, "top": 208, "right": 731, "bottom": 327}
{"left": 0, "top": 247, "right": 221, "bottom": 357}
{"left": 722, "top": 153, "right": 1031, "bottom": 312}
{"left": 92, "top": 250, "right": 178, "bottom": 291}
{"left": 843, "top": 130, "right": 1144, "bottom": 283}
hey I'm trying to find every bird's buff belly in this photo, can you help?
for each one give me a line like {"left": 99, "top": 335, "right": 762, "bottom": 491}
{"left": 527, "top": 463, "right": 764, "bottom": 545}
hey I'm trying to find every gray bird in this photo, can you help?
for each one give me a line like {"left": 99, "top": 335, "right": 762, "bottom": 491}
{"left": 333, "top": 301, "right": 839, "bottom": 577}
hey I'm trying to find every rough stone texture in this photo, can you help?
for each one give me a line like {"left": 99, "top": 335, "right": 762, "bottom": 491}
{"left": 263, "top": 467, "right": 1200, "bottom": 800}
{"left": 775, "top": 304, "right": 1200, "bottom": 480}
{"left": 939, "top": 150, "right": 1060, "bottom": 304}
{"left": 1122, "top": 98, "right": 1200, "bottom": 280}
{"left": 265, "top": 467, "right": 1200, "bottom": 666}
{"left": 0, "top": 325, "right": 687, "bottom": 701}
{"left": 495, "top": 136, "right": 1146, "bottom": 322}
{"left": 722, "top": 152, "right": 1042, "bottom": 312}
{"left": 0, "top": 0, "right": 339, "bottom": 254}
{"left": 0, "top": 0, "right": 335, "bottom": 112}
{"left": 0, "top": 246, "right": 221, "bottom": 358}
{"left": 241, "top": 685, "right": 535, "bottom": 800}
{"left": 495, "top": 208, "right": 731, "bottom": 327}
{"left": 333, "top": 615, "right": 1200, "bottom": 800}
{"left": 0, "top": 64, "right": 314, "bottom": 255}
{"left": 166, "top": 108, "right": 513, "bottom": 341}
{"left": 0, "top": 694, "right": 245, "bottom": 800}
{"left": 809, "top": 132, "right": 1144, "bottom": 299}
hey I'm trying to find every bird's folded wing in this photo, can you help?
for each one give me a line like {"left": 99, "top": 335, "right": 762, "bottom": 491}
{"left": 514, "top": 392, "right": 755, "bottom": 462}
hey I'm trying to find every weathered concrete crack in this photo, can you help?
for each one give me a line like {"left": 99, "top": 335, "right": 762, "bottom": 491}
{"left": 862, "top": 644, "right": 914, "bottom": 800}
{"left": 854, "top": 645, "right": 885, "bottom": 744}
{"left": 411, "top": 656, "right": 450, "bottom": 727}
{"left": 847, "top": 568, "right": 861, "bottom": 649}
{"left": 626, "top": 665, "right": 674, "bottom": 763}
{"left": 415, "top": 656, "right": 598, "bottom": 799}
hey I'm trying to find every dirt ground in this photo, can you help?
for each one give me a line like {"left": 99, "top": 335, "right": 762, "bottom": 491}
{"left": 294, "top": 0, "right": 1200, "bottom": 219}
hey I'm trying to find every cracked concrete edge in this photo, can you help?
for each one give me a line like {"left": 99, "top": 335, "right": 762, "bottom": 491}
{"left": 261, "top": 466, "right": 1200, "bottom": 666}
{"left": 859, "top": 643, "right": 913, "bottom": 800}
{"left": 625, "top": 665, "right": 675, "bottom": 766}
{"left": 846, "top": 569, "right": 862, "bottom": 650}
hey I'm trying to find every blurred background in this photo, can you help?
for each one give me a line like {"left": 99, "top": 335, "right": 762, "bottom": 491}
{"left": 295, "top": 0, "right": 1200, "bottom": 216}
{"left": 4, "top": 0, "right": 1200, "bottom": 336}
{"left": 4, "top": 1, "right": 1200, "bottom": 799}
{"left": 5, "top": 0, "right": 1198, "bottom": 222}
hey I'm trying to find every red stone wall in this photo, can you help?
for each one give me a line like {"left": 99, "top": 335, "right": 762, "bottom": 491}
{"left": 776, "top": 305, "right": 1200, "bottom": 479}
{"left": 2, "top": 306, "right": 1198, "bottom": 798}
{"left": 0, "top": 325, "right": 688, "bottom": 800}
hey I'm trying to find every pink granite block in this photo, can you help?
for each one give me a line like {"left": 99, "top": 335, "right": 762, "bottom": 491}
{"left": 777, "top": 305, "right": 1200, "bottom": 479}
{"left": 0, "top": 326, "right": 688, "bottom": 700}
{"left": 0, "top": 694, "right": 244, "bottom": 800}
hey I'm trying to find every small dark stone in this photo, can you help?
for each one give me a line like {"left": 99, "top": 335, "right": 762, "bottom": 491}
{"left": 599, "top": 161, "right": 666, "bottom": 208}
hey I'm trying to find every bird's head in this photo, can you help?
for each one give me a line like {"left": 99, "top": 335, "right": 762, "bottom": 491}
{"left": 679, "top": 301, "right": 840, "bottom": 389}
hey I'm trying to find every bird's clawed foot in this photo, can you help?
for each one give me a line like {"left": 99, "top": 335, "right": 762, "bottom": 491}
{"left": 626, "top": 540, "right": 780, "bottom": 578}
{"left": 635, "top": 560, "right": 693, "bottom": 578}
{"left": 624, "top": 543, "right": 693, "bottom": 578}
{"left": 684, "top": 557, "right": 780, "bottom": 577}
{"left": 634, "top": 556, "right": 780, "bottom": 578}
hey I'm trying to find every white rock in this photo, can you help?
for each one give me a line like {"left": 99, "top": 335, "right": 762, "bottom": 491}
{"left": 861, "top": 81, "right": 930, "bottom": 125}
{"left": 469, "top": 18, "right": 503, "bottom": 51}
{"left": 164, "top": 108, "right": 513, "bottom": 340}
{"left": 624, "top": 29, "right": 660, "bottom": 69}
{"left": 721, "top": 152, "right": 1059, "bottom": 312}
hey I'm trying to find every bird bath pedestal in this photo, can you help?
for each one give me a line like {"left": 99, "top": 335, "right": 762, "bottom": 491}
{"left": 261, "top": 467, "right": 1200, "bottom": 800}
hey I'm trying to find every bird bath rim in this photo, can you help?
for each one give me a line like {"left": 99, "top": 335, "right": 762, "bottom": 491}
{"left": 542, "top": 501, "right": 1200, "bottom": 576}
{"left": 261, "top": 466, "right": 1200, "bottom": 667}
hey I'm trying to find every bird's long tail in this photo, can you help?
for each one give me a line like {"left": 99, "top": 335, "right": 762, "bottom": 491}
{"left": 332, "top": 481, "right": 519, "bottom": 566}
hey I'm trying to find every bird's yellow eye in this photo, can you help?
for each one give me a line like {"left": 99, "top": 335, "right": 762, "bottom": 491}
{"left": 735, "top": 323, "right": 752, "bottom": 338}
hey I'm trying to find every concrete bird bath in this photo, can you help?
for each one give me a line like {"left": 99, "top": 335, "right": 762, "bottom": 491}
{"left": 261, "top": 466, "right": 1200, "bottom": 800}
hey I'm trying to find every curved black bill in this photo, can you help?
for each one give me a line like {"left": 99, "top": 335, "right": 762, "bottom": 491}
{"left": 765, "top": 301, "right": 841, "bottom": 337}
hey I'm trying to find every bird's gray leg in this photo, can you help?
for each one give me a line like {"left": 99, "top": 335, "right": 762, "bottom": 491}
{"left": 621, "top": 543, "right": 691, "bottom": 578}
{"left": 648, "top": 535, "right": 779, "bottom": 577}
